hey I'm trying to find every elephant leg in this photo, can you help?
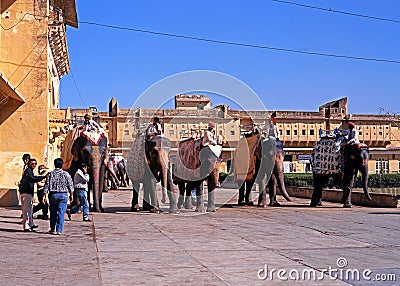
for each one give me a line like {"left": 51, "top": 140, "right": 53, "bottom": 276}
{"left": 268, "top": 175, "right": 279, "bottom": 206}
{"left": 257, "top": 175, "right": 267, "bottom": 207}
{"left": 238, "top": 181, "right": 245, "bottom": 206}
{"left": 142, "top": 177, "right": 152, "bottom": 211}
{"left": 339, "top": 172, "right": 353, "bottom": 208}
{"left": 177, "top": 182, "right": 185, "bottom": 209}
{"left": 131, "top": 180, "right": 140, "bottom": 212}
{"left": 166, "top": 169, "right": 179, "bottom": 213}
{"left": 147, "top": 177, "right": 159, "bottom": 212}
{"left": 310, "top": 176, "right": 327, "bottom": 207}
{"left": 245, "top": 181, "right": 254, "bottom": 205}
{"left": 195, "top": 181, "right": 205, "bottom": 212}
{"left": 184, "top": 182, "right": 193, "bottom": 209}
{"left": 207, "top": 173, "right": 217, "bottom": 212}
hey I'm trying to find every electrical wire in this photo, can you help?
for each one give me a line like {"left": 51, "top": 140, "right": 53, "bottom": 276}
{"left": 272, "top": 0, "right": 400, "bottom": 24}
{"left": 70, "top": 70, "right": 87, "bottom": 108}
{"left": 79, "top": 21, "right": 400, "bottom": 64}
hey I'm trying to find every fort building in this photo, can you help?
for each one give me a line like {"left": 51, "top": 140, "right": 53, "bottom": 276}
{"left": 49, "top": 95, "right": 400, "bottom": 176}
{"left": 0, "top": 0, "right": 77, "bottom": 189}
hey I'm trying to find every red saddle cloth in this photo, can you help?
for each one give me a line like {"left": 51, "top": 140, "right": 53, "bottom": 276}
{"left": 174, "top": 138, "right": 202, "bottom": 181}
{"left": 356, "top": 143, "right": 368, "bottom": 149}
{"left": 178, "top": 138, "right": 201, "bottom": 169}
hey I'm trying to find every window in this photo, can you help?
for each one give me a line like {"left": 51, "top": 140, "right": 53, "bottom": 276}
{"left": 379, "top": 132, "right": 383, "bottom": 136}
{"left": 124, "top": 130, "right": 129, "bottom": 136}
{"left": 286, "top": 130, "right": 291, "bottom": 136}
{"left": 310, "top": 129, "right": 315, "bottom": 136}
{"left": 376, "top": 158, "right": 389, "bottom": 174}
{"left": 293, "top": 130, "right": 298, "bottom": 136}
{"left": 230, "top": 130, "right": 235, "bottom": 136}
{"left": 169, "top": 130, "right": 174, "bottom": 136}
{"left": 302, "top": 129, "right": 306, "bottom": 136}
{"left": 359, "top": 132, "right": 362, "bottom": 136}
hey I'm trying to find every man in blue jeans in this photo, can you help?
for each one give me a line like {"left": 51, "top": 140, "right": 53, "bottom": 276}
{"left": 67, "top": 163, "right": 91, "bottom": 221}
{"left": 43, "top": 158, "right": 74, "bottom": 235}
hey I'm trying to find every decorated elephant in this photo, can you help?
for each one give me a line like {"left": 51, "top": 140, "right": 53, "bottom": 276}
{"left": 310, "top": 135, "right": 372, "bottom": 208}
{"left": 61, "top": 127, "right": 108, "bottom": 212}
{"left": 127, "top": 135, "right": 178, "bottom": 213}
{"left": 234, "top": 130, "right": 291, "bottom": 207}
{"left": 173, "top": 137, "right": 220, "bottom": 212}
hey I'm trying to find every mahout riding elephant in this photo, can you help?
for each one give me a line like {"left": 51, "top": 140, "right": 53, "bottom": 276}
{"left": 234, "top": 130, "right": 291, "bottom": 207}
{"left": 173, "top": 137, "right": 220, "bottom": 212}
{"left": 310, "top": 137, "right": 372, "bottom": 208}
{"left": 62, "top": 127, "right": 108, "bottom": 212}
{"left": 127, "top": 135, "right": 178, "bottom": 213}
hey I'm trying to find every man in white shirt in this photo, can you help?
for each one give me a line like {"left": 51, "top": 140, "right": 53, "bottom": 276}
{"left": 345, "top": 122, "right": 359, "bottom": 145}
{"left": 202, "top": 122, "right": 217, "bottom": 147}
{"left": 81, "top": 114, "right": 104, "bottom": 134}
{"left": 145, "top": 117, "right": 163, "bottom": 142}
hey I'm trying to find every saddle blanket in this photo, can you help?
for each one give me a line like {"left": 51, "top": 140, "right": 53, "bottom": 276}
{"left": 175, "top": 138, "right": 202, "bottom": 181}
{"left": 81, "top": 130, "right": 105, "bottom": 145}
{"left": 126, "top": 136, "right": 146, "bottom": 181}
{"left": 234, "top": 134, "right": 259, "bottom": 182}
{"left": 311, "top": 139, "right": 342, "bottom": 175}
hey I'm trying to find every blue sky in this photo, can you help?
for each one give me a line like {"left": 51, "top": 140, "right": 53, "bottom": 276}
{"left": 60, "top": 0, "right": 400, "bottom": 115}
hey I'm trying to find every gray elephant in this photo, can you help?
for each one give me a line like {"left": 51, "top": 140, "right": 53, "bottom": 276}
{"left": 127, "top": 135, "right": 178, "bottom": 213}
{"left": 234, "top": 130, "right": 291, "bottom": 207}
{"left": 62, "top": 127, "right": 108, "bottom": 212}
{"left": 310, "top": 138, "right": 372, "bottom": 208}
{"left": 173, "top": 137, "right": 220, "bottom": 212}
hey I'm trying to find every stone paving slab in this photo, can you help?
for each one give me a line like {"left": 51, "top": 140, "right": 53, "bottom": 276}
{"left": 0, "top": 188, "right": 399, "bottom": 285}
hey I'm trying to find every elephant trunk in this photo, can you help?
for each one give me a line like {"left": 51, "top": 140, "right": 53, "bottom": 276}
{"left": 360, "top": 160, "right": 372, "bottom": 201}
{"left": 91, "top": 161, "right": 101, "bottom": 212}
{"left": 275, "top": 151, "right": 291, "bottom": 201}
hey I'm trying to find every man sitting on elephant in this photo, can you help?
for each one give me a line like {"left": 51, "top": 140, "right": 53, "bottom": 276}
{"left": 200, "top": 122, "right": 220, "bottom": 179}
{"left": 341, "top": 121, "right": 360, "bottom": 172}
{"left": 80, "top": 114, "right": 104, "bottom": 134}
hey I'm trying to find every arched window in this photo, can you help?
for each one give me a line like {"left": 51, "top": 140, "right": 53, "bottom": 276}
{"left": 375, "top": 158, "right": 389, "bottom": 174}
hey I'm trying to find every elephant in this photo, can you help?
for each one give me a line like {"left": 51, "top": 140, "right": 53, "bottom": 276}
{"left": 234, "top": 130, "right": 291, "bottom": 207}
{"left": 127, "top": 135, "right": 178, "bottom": 213}
{"left": 62, "top": 127, "right": 108, "bottom": 212}
{"left": 116, "top": 159, "right": 128, "bottom": 187}
{"left": 173, "top": 137, "right": 220, "bottom": 212}
{"left": 310, "top": 138, "right": 372, "bottom": 208}
{"left": 105, "top": 160, "right": 119, "bottom": 190}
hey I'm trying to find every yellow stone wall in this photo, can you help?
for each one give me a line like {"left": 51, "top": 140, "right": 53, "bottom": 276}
{"left": 0, "top": 1, "right": 65, "bottom": 187}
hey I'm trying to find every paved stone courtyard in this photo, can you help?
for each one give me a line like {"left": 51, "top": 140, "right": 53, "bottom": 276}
{"left": 0, "top": 188, "right": 399, "bottom": 285}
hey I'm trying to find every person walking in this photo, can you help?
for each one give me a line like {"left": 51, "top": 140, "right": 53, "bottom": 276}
{"left": 19, "top": 153, "right": 31, "bottom": 219}
{"left": 32, "top": 165, "right": 49, "bottom": 220}
{"left": 18, "top": 158, "right": 46, "bottom": 232}
{"left": 43, "top": 158, "right": 74, "bottom": 235}
{"left": 67, "top": 163, "right": 91, "bottom": 222}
